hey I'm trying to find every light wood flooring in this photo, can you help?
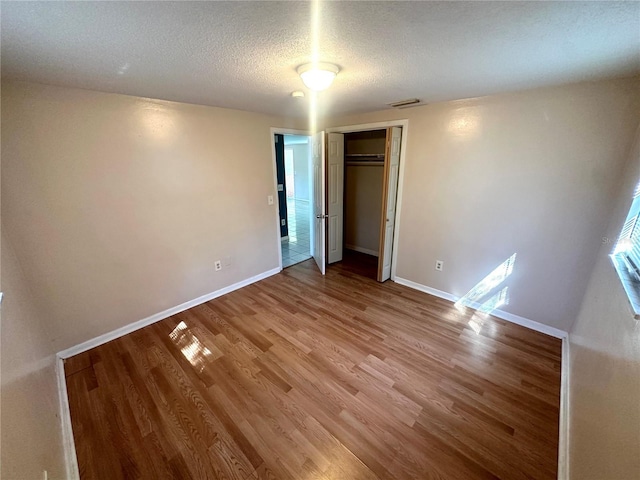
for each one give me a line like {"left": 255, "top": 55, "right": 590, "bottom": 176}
{"left": 65, "top": 259, "right": 562, "bottom": 480}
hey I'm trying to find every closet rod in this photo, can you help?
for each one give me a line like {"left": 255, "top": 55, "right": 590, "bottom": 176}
{"left": 346, "top": 161, "right": 384, "bottom": 166}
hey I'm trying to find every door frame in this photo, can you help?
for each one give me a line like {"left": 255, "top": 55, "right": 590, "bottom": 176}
{"left": 326, "top": 119, "right": 409, "bottom": 281}
{"left": 269, "top": 127, "right": 311, "bottom": 271}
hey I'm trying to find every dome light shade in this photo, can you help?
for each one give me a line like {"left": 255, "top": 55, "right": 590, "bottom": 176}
{"left": 297, "top": 63, "right": 339, "bottom": 91}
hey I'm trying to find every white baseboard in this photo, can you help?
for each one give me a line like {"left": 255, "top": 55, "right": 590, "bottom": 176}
{"left": 558, "top": 337, "right": 570, "bottom": 479}
{"left": 57, "top": 267, "right": 281, "bottom": 359}
{"left": 345, "top": 244, "right": 379, "bottom": 257}
{"left": 56, "top": 356, "right": 80, "bottom": 480}
{"left": 393, "top": 276, "right": 567, "bottom": 339}
{"left": 281, "top": 236, "right": 289, "bottom": 242}
{"left": 394, "top": 277, "right": 457, "bottom": 302}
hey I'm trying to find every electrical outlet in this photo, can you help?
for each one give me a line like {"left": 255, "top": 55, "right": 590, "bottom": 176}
{"left": 268, "top": 195, "right": 274, "bottom": 205}
{"left": 435, "top": 260, "right": 444, "bottom": 271}
{"left": 281, "top": 219, "right": 286, "bottom": 226}
{"left": 214, "top": 260, "right": 222, "bottom": 271}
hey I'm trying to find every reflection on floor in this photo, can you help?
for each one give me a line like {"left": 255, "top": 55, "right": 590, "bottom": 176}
{"left": 282, "top": 198, "right": 311, "bottom": 268}
{"left": 336, "top": 248, "right": 379, "bottom": 280}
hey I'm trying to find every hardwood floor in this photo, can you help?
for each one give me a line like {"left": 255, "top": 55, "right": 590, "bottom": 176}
{"left": 65, "top": 259, "right": 562, "bottom": 480}
{"left": 339, "top": 249, "right": 379, "bottom": 280}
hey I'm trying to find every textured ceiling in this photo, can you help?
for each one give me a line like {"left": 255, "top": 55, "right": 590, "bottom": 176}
{"left": 2, "top": 1, "right": 639, "bottom": 118}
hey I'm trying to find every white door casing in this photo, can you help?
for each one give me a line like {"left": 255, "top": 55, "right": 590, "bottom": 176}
{"left": 379, "top": 127, "right": 402, "bottom": 282}
{"left": 312, "top": 131, "right": 326, "bottom": 275}
{"left": 327, "top": 133, "right": 344, "bottom": 264}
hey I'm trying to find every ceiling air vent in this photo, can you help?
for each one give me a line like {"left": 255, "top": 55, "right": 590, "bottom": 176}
{"left": 387, "top": 98, "right": 423, "bottom": 109}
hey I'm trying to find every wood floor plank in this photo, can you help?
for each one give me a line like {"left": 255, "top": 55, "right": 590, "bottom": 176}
{"left": 66, "top": 258, "right": 561, "bottom": 479}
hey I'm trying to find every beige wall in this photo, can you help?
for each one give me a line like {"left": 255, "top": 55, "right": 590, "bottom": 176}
{"left": 325, "top": 77, "right": 640, "bottom": 331}
{"left": 345, "top": 135, "right": 386, "bottom": 155}
{"left": 1, "top": 81, "right": 300, "bottom": 353}
{"left": 568, "top": 125, "right": 640, "bottom": 479}
{"left": 1, "top": 230, "right": 66, "bottom": 479}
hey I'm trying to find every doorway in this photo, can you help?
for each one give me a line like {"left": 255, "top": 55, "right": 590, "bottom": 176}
{"left": 325, "top": 123, "right": 405, "bottom": 282}
{"left": 342, "top": 129, "right": 387, "bottom": 279}
{"left": 273, "top": 133, "right": 313, "bottom": 268}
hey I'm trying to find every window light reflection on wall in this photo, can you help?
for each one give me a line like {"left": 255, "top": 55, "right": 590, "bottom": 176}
{"left": 455, "top": 253, "right": 517, "bottom": 311}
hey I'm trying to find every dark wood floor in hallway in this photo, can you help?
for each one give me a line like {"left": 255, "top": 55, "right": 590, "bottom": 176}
{"left": 65, "top": 259, "right": 562, "bottom": 480}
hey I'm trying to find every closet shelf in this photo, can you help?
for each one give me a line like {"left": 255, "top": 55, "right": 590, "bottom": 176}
{"left": 346, "top": 161, "right": 384, "bottom": 166}
{"left": 345, "top": 153, "right": 385, "bottom": 166}
{"left": 345, "top": 153, "right": 385, "bottom": 159}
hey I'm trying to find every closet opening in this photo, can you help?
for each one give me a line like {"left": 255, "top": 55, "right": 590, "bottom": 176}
{"left": 327, "top": 126, "right": 403, "bottom": 282}
{"left": 343, "top": 129, "right": 387, "bottom": 280}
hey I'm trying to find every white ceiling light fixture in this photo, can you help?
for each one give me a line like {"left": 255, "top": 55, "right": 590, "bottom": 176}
{"left": 297, "top": 62, "right": 339, "bottom": 91}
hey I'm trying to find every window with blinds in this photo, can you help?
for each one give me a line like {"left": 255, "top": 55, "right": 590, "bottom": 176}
{"left": 615, "top": 214, "right": 640, "bottom": 276}
{"left": 611, "top": 181, "right": 640, "bottom": 318}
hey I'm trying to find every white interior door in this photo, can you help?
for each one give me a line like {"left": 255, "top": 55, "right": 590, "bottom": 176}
{"left": 312, "top": 131, "right": 326, "bottom": 275}
{"left": 327, "top": 133, "right": 344, "bottom": 264}
{"left": 379, "top": 127, "right": 402, "bottom": 282}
